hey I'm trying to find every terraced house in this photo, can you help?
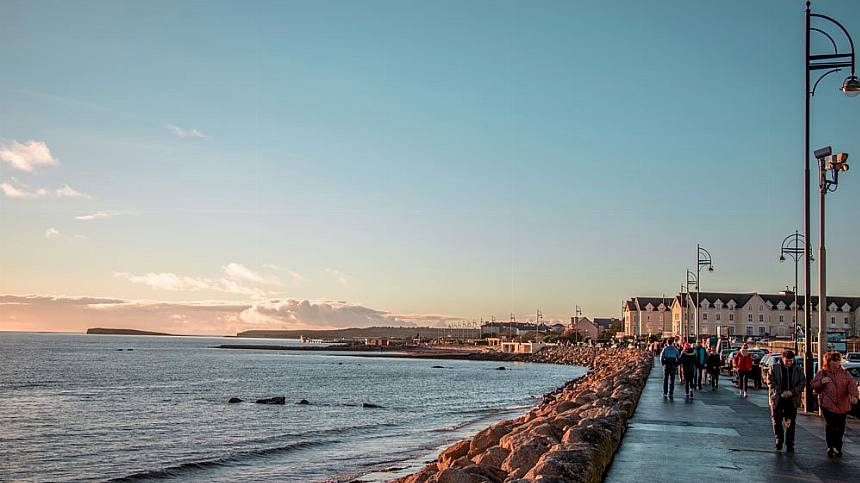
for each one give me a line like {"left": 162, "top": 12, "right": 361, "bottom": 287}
{"left": 622, "top": 297, "right": 673, "bottom": 338}
{"left": 669, "top": 292, "right": 860, "bottom": 339}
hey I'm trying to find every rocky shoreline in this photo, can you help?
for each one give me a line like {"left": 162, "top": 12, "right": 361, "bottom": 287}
{"left": 392, "top": 347, "right": 652, "bottom": 483}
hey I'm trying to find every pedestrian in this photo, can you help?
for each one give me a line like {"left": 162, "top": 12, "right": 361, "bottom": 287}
{"left": 679, "top": 343, "right": 697, "bottom": 399}
{"left": 812, "top": 351, "right": 860, "bottom": 458}
{"left": 693, "top": 340, "right": 708, "bottom": 390}
{"left": 768, "top": 350, "right": 805, "bottom": 453}
{"left": 733, "top": 344, "right": 753, "bottom": 398}
{"left": 706, "top": 347, "right": 721, "bottom": 391}
{"left": 660, "top": 341, "right": 680, "bottom": 398}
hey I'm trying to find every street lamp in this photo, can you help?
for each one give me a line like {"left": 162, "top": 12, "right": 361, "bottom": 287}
{"left": 802, "top": 0, "right": 857, "bottom": 413}
{"left": 816, "top": 147, "right": 850, "bottom": 372}
{"left": 685, "top": 270, "right": 698, "bottom": 342}
{"left": 779, "top": 231, "right": 813, "bottom": 353}
{"left": 695, "top": 244, "right": 714, "bottom": 341}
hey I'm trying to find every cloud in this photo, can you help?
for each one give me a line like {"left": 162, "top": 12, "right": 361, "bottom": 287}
{"left": 44, "top": 227, "right": 88, "bottom": 242}
{"left": 222, "top": 262, "right": 281, "bottom": 286}
{"left": 114, "top": 271, "right": 265, "bottom": 297}
{"left": 0, "top": 294, "right": 464, "bottom": 334}
{"left": 324, "top": 268, "right": 350, "bottom": 285}
{"left": 0, "top": 140, "right": 58, "bottom": 171}
{"left": 263, "top": 264, "right": 305, "bottom": 283}
{"left": 45, "top": 227, "right": 61, "bottom": 239}
{"left": 55, "top": 184, "right": 91, "bottom": 198}
{"left": 1, "top": 178, "right": 91, "bottom": 199}
{"left": 166, "top": 124, "right": 209, "bottom": 139}
{"left": 75, "top": 210, "right": 123, "bottom": 221}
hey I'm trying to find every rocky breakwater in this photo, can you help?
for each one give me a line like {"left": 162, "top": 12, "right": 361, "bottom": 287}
{"left": 394, "top": 347, "right": 652, "bottom": 483}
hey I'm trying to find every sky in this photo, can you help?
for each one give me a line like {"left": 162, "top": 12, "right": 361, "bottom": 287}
{"left": 2, "top": 0, "right": 859, "bottom": 335}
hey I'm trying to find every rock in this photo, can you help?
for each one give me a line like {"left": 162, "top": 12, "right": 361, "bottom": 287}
{"left": 502, "top": 442, "right": 551, "bottom": 479}
{"left": 255, "top": 396, "right": 286, "bottom": 405}
{"left": 227, "top": 397, "right": 243, "bottom": 403}
{"left": 431, "top": 365, "right": 447, "bottom": 369}
{"left": 362, "top": 402, "right": 384, "bottom": 409}
{"left": 438, "top": 439, "right": 472, "bottom": 470}
{"left": 428, "top": 467, "right": 490, "bottom": 483}
{"left": 469, "top": 421, "right": 513, "bottom": 454}
{"left": 471, "top": 445, "right": 509, "bottom": 468}
{"left": 297, "top": 399, "right": 309, "bottom": 405}
{"left": 495, "top": 366, "right": 506, "bottom": 370}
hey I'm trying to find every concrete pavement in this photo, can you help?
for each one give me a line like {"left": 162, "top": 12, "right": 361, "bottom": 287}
{"left": 603, "top": 362, "right": 860, "bottom": 482}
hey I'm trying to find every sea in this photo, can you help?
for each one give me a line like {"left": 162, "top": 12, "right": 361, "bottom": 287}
{"left": 0, "top": 333, "right": 586, "bottom": 482}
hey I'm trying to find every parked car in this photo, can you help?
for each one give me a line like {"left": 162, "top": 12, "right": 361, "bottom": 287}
{"left": 758, "top": 353, "right": 782, "bottom": 382}
{"left": 846, "top": 352, "right": 860, "bottom": 363}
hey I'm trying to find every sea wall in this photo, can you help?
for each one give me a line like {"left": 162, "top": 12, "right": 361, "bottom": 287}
{"left": 393, "top": 347, "right": 652, "bottom": 483}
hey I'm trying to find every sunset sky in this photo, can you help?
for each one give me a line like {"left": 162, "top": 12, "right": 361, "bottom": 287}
{"left": 2, "top": 0, "right": 859, "bottom": 335}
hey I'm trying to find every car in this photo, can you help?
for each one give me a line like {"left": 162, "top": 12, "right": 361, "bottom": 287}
{"left": 846, "top": 352, "right": 860, "bottom": 363}
{"left": 759, "top": 353, "right": 783, "bottom": 382}
{"left": 847, "top": 367, "right": 860, "bottom": 383}
{"left": 842, "top": 360, "right": 860, "bottom": 370}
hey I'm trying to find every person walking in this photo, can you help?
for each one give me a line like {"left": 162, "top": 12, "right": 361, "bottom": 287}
{"left": 660, "top": 341, "right": 680, "bottom": 398}
{"left": 812, "top": 351, "right": 860, "bottom": 458}
{"left": 693, "top": 340, "right": 708, "bottom": 390}
{"left": 768, "top": 350, "right": 805, "bottom": 453}
{"left": 733, "top": 344, "right": 753, "bottom": 398}
{"left": 706, "top": 347, "right": 722, "bottom": 391}
{"left": 679, "top": 343, "right": 697, "bottom": 399}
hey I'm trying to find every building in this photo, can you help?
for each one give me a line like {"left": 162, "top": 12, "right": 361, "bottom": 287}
{"left": 480, "top": 322, "right": 552, "bottom": 338}
{"left": 671, "top": 292, "right": 860, "bottom": 339}
{"left": 569, "top": 316, "right": 600, "bottom": 340}
{"left": 593, "top": 317, "right": 621, "bottom": 337}
{"left": 623, "top": 297, "right": 673, "bottom": 337}
{"left": 500, "top": 341, "right": 554, "bottom": 354}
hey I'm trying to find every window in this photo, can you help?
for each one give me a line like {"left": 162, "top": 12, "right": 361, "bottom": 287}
{"left": 759, "top": 314, "right": 764, "bottom": 322}
{"left": 779, "top": 315, "right": 784, "bottom": 323}
{"left": 830, "top": 316, "right": 835, "bottom": 325}
{"left": 748, "top": 314, "right": 753, "bottom": 322}
{"left": 703, "top": 313, "right": 708, "bottom": 321}
{"left": 844, "top": 316, "right": 849, "bottom": 325}
{"left": 729, "top": 314, "right": 734, "bottom": 321}
{"left": 759, "top": 326, "right": 765, "bottom": 335}
{"left": 716, "top": 313, "right": 721, "bottom": 321}
{"left": 760, "top": 305, "right": 764, "bottom": 311}
{"left": 746, "top": 326, "right": 753, "bottom": 336}
{"left": 728, "top": 327, "right": 735, "bottom": 335}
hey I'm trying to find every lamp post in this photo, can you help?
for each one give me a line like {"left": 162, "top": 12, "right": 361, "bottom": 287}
{"left": 815, "top": 147, "right": 850, "bottom": 370}
{"left": 779, "top": 231, "right": 813, "bottom": 353}
{"left": 803, "top": 0, "right": 858, "bottom": 412}
{"left": 686, "top": 269, "right": 698, "bottom": 342}
{"left": 695, "top": 244, "right": 714, "bottom": 341}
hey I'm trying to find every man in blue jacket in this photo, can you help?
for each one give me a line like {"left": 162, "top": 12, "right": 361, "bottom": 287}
{"left": 660, "top": 341, "right": 680, "bottom": 398}
{"left": 693, "top": 340, "right": 708, "bottom": 390}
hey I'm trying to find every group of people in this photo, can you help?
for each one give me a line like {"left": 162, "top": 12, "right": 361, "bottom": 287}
{"left": 659, "top": 339, "right": 721, "bottom": 398}
{"left": 659, "top": 340, "right": 858, "bottom": 458}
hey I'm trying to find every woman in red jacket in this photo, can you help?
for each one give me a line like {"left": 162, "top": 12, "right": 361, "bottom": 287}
{"left": 812, "top": 351, "right": 860, "bottom": 458}
{"left": 733, "top": 344, "right": 754, "bottom": 398}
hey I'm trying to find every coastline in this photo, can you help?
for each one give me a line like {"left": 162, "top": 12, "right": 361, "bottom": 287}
{"left": 389, "top": 346, "right": 652, "bottom": 483}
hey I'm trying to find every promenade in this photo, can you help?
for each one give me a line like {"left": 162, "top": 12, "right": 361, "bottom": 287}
{"left": 604, "top": 362, "right": 860, "bottom": 482}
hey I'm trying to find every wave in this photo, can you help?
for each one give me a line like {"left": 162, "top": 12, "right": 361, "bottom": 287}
{"left": 107, "top": 440, "right": 331, "bottom": 481}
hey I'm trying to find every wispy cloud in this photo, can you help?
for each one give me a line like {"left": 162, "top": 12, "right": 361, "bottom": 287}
{"left": 263, "top": 263, "right": 305, "bottom": 283}
{"left": 324, "top": 268, "right": 350, "bottom": 286}
{"left": 75, "top": 210, "right": 124, "bottom": 221}
{"left": 166, "top": 124, "right": 209, "bottom": 139}
{"left": 0, "top": 140, "right": 58, "bottom": 171}
{"left": 1, "top": 178, "right": 91, "bottom": 199}
{"left": 45, "top": 228, "right": 61, "bottom": 239}
{"left": 55, "top": 184, "right": 91, "bottom": 198}
{"left": 222, "top": 262, "right": 281, "bottom": 286}
{"left": 113, "top": 271, "right": 265, "bottom": 297}
{"left": 44, "top": 227, "right": 87, "bottom": 242}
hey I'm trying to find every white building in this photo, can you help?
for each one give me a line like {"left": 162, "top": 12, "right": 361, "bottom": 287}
{"left": 623, "top": 297, "right": 673, "bottom": 337}
{"left": 670, "top": 292, "right": 860, "bottom": 339}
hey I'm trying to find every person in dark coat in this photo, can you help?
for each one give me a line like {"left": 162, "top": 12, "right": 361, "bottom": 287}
{"left": 768, "top": 350, "right": 806, "bottom": 452}
{"left": 660, "top": 341, "right": 681, "bottom": 398}
{"left": 679, "top": 343, "right": 698, "bottom": 399}
{"left": 706, "top": 347, "right": 722, "bottom": 391}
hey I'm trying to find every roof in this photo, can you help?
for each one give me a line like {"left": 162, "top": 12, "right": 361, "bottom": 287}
{"left": 677, "top": 292, "right": 860, "bottom": 311}
{"left": 592, "top": 317, "right": 618, "bottom": 329}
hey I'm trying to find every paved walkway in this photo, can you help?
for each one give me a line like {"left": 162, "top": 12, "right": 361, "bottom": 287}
{"left": 604, "top": 362, "right": 860, "bottom": 482}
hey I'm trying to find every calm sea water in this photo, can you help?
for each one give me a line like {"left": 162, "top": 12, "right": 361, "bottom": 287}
{"left": 0, "top": 333, "right": 585, "bottom": 482}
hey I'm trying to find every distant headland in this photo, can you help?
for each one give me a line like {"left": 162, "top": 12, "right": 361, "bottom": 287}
{"left": 86, "top": 328, "right": 180, "bottom": 336}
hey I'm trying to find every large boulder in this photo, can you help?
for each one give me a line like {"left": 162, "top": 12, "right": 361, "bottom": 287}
{"left": 255, "top": 396, "right": 285, "bottom": 405}
{"left": 438, "top": 439, "right": 472, "bottom": 470}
